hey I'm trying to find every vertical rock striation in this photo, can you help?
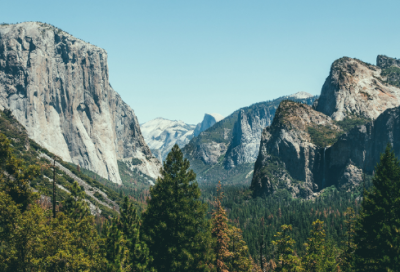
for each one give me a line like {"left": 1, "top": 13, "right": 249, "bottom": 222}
{"left": 251, "top": 101, "right": 342, "bottom": 198}
{"left": 0, "top": 22, "right": 161, "bottom": 184}
{"left": 252, "top": 56, "right": 400, "bottom": 198}
{"left": 183, "top": 93, "right": 317, "bottom": 184}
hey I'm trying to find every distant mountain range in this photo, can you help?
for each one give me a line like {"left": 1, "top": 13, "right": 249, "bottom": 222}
{"left": 182, "top": 92, "right": 317, "bottom": 185}
{"left": 141, "top": 113, "right": 224, "bottom": 162}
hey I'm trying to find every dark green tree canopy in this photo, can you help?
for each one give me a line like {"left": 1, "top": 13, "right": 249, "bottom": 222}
{"left": 141, "top": 144, "right": 212, "bottom": 272}
{"left": 354, "top": 143, "right": 400, "bottom": 271}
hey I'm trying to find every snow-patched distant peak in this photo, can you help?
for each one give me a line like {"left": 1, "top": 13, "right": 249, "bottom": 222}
{"left": 140, "top": 118, "right": 196, "bottom": 162}
{"left": 289, "top": 92, "right": 314, "bottom": 99}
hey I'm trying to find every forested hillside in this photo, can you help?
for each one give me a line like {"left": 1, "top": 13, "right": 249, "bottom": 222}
{"left": 1, "top": 131, "right": 399, "bottom": 270}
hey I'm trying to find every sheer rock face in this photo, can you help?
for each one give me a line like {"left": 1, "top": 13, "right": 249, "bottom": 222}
{"left": 184, "top": 95, "right": 317, "bottom": 168}
{"left": 251, "top": 101, "right": 342, "bottom": 199}
{"left": 252, "top": 55, "right": 400, "bottom": 198}
{"left": 224, "top": 107, "right": 274, "bottom": 169}
{"left": 325, "top": 106, "right": 400, "bottom": 190}
{"left": 0, "top": 22, "right": 161, "bottom": 184}
{"left": 316, "top": 57, "right": 400, "bottom": 121}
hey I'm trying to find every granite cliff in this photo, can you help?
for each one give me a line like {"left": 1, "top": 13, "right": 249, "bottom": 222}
{"left": 252, "top": 55, "right": 400, "bottom": 198}
{"left": 0, "top": 22, "right": 161, "bottom": 184}
{"left": 183, "top": 93, "right": 317, "bottom": 184}
{"left": 316, "top": 57, "right": 400, "bottom": 121}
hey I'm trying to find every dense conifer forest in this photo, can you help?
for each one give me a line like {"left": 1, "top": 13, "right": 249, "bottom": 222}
{"left": 0, "top": 109, "right": 399, "bottom": 271}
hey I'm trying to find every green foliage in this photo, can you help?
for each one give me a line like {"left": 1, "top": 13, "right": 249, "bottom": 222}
{"left": 200, "top": 183, "right": 365, "bottom": 260}
{"left": 307, "top": 116, "right": 368, "bottom": 148}
{"left": 335, "top": 116, "right": 369, "bottom": 133}
{"left": 104, "top": 219, "right": 128, "bottom": 271}
{"left": 226, "top": 226, "right": 252, "bottom": 272}
{"left": 354, "top": 144, "right": 400, "bottom": 271}
{"left": 0, "top": 143, "right": 105, "bottom": 271}
{"left": 302, "top": 220, "right": 336, "bottom": 272}
{"left": 141, "top": 144, "right": 213, "bottom": 271}
{"left": 272, "top": 225, "right": 301, "bottom": 271}
{"left": 117, "top": 197, "right": 152, "bottom": 271}
{"left": 131, "top": 158, "right": 143, "bottom": 165}
{"left": 307, "top": 125, "right": 342, "bottom": 147}
{"left": 337, "top": 207, "right": 357, "bottom": 272}
{"left": 381, "top": 66, "right": 400, "bottom": 87}
{"left": 212, "top": 182, "right": 232, "bottom": 272}
{"left": 63, "top": 181, "right": 91, "bottom": 221}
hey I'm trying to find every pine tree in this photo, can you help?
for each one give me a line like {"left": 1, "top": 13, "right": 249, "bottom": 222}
{"left": 104, "top": 219, "right": 128, "bottom": 272}
{"left": 227, "top": 225, "right": 252, "bottom": 272}
{"left": 63, "top": 181, "right": 90, "bottom": 221}
{"left": 301, "top": 219, "right": 335, "bottom": 272}
{"left": 0, "top": 133, "right": 40, "bottom": 212}
{"left": 211, "top": 181, "right": 231, "bottom": 272}
{"left": 354, "top": 144, "right": 400, "bottom": 271}
{"left": 117, "top": 197, "right": 152, "bottom": 272}
{"left": 272, "top": 225, "right": 302, "bottom": 272}
{"left": 141, "top": 144, "right": 213, "bottom": 272}
{"left": 338, "top": 207, "right": 356, "bottom": 272}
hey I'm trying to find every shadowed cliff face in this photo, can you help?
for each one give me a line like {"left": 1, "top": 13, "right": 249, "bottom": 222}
{"left": 183, "top": 94, "right": 317, "bottom": 185}
{"left": 0, "top": 22, "right": 161, "bottom": 183}
{"left": 251, "top": 101, "right": 342, "bottom": 199}
{"left": 325, "top": 106, "right": 400, "bottom": 190}
{"left": 252, "top": 56, "right": 400, "bottom": 198}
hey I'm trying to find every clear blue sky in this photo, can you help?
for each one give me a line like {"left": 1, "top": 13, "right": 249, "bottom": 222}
{"left": 3, "top": 0, "right": 400, "bottom": 124}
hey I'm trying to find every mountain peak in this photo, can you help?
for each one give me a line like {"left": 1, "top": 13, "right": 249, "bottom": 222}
{"left": 316, "top": 56, "right": 400, "bottom": 121}
{"left": 193, "top": 113, "right": 224, "bottom": 137}
{"left": 289, "top": 92, "right": 313, "bottom": 99}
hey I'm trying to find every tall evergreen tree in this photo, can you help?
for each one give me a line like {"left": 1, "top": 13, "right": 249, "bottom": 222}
{"left": 272, "top": 225, "right": 301, "bottom": 272}
{"left": 227, "top": 225, "right": 252, "bottom": 272}
{"left": 104, "top": 219, "right": 128, "bottom": 272}
{"left": 354, "top": 144, "right": 400, "bottom": 271}
{"left": 117, "top": 197, "right": 152, "bottom": 272}
{"left": 301, "top": 219, "right": 336, "bottom": 271}
{"left": 141, "top": 144, "right": 213, "bottom": 272}
{"left": 212, "top": 181, "right": 231, "bottom": 272}
{"left": 338, "top": 207, "right": 356, "bottom": 272}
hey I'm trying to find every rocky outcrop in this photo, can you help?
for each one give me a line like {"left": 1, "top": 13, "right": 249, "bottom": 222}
{"left": 324, "top": 106, "right": 400, "bottom": 190}
{"left": 376, "top": 55, "right": 400, "bottom": 88}
{"left": 224, "top": 106, "right": 275, "bottom": 169}
{"left": 251, "top": 101, "right": 342, "bottom": 198}
{"left": 193, "top": 113, "right": 224, "bottom": 137}
{"left": 0, "top": 22, "right": 161, "bottom": 183}
{"left": 377, "top": 55, "right": 400, "bottom": 69}
{"left": 183, "top": 93, "right": 317, "bottom": 184}
{"left": 316, "top": 57, "right": 400, "bottom": 121}
{"left": 140, "top": 118, "right": 196, "bottom": 162}
{"left": 252, "top": 55, "right": 400, "bottom": 198}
